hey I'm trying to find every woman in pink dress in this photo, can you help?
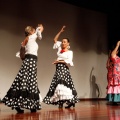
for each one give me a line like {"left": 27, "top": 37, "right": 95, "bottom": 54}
{"left": 106, "top": 41, "right": 120, "bottom": 103}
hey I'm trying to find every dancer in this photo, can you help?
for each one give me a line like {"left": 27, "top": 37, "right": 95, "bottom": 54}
{"left": 106, "top": 41, "right": 120, "bottom": 104}
{"left": 2, "top": 24, "right": 44, "bottom": 113}
{"left": 43, "top": 26, "right": 79, "bottom": 108}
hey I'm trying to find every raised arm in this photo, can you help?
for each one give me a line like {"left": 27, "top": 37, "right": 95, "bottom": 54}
{"left": 38, "top": 24, "right": 44, "bottom": 33}
{"left": 54, "top": 26, "right": 66, "bottom": 43}
{"left": 111, "top": 41, "right": 120, "bottom": 58}
{"left": 36, "top": 24, "right": 44, "bottom": 40}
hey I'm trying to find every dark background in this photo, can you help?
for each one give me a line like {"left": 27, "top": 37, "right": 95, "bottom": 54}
{"left": 59, "top": 0, "right": 120, "bottom": 51}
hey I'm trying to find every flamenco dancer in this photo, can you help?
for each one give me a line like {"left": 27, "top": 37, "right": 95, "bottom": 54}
{"left": 43, "top": 26, "right": 79, "bottom": 108}
{"left": 2, "top": 24, "right": 44, "bottom": 113}
{"left": 106, "top": 41, "right": 120, "bottom": 104}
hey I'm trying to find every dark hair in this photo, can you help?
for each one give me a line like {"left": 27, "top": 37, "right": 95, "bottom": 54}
{"left": 25, "top": 31, "right": 29, "bottom": 36}
{"left": 62, "top": 38, "right": 70, "bottom": 43}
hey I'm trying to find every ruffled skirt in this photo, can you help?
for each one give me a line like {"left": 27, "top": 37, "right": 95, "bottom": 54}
{"left": 43, "top": 63, "right": 79, "bottom": 105}
{"left": 2, "top": 54, "right": 42, "bottom": 110}
{"left": 106, "top": 71, "right": 120, "bottom": 102}
{"left": 106, "top": 85, "right": 120, "bottom": 102}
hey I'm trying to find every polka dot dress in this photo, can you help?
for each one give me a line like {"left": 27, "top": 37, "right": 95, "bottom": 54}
{"left": 43, "top": 63, "right": 79, "bottom": 105}
{"left": 2, "top": 55, "right": 41, "bottom": 110}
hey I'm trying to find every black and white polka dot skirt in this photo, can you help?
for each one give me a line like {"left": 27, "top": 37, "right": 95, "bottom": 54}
{"left": 43, "top": 63, "right": 79, "bottom": 105}
{"left": 2, "top": 54, "right": 42, "bottom": 110}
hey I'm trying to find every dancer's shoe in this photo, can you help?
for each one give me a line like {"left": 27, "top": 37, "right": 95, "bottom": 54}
{"left": 65, "top": 103, "right": 75, "bottom": 108}
{"left": 30, "top": 109, "right": 37, "bottom": 113}
{"left": 15, "top": 107, "right": 24, "bottom": 114}
{"left": 58, "top": 103, "right": 63, "bottom": 108}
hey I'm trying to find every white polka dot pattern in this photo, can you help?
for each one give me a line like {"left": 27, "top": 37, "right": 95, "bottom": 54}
{"left": 43, "top": 63, "right": 79, "bottom": 105}
{"left": 2, "top": 56, "right": 42, "bottom": 110}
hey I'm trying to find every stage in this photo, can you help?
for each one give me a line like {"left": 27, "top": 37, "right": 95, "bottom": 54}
{"left": 0, "top": 100, "right": 119, "bottom": 120}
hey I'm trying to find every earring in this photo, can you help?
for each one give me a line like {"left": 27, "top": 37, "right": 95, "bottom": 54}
{"left": 67, "top": 46, "right": 70, "bottom": 49}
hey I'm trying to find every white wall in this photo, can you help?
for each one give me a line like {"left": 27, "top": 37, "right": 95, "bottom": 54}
{"left": 0, "top": 0, "right": 108, "bottom": 99}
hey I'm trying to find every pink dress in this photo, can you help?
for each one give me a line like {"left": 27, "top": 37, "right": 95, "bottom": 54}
{"left": 107, "top": 65, "right": 113, "bottom": 88}
{"left": 107, "top": 56, "right": 120, "bottom": 94}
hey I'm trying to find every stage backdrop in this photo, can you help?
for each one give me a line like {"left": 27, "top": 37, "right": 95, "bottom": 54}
{"left": 0, "top": 0, "right": 108, "bottom": 100}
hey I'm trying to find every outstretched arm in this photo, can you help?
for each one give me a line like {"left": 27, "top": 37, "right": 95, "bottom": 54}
{"left": 54, "top": 26, "right": 66, "bottom": 43}
{"left": 111, "top": 41, "right": 120, "bottom": 58}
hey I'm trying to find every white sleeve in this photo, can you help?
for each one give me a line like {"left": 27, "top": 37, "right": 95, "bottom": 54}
{"left": 36, "top": 27, "right": 42, "bottom": 40}
{"left": 16, "top": 51, "right": 20, "bottom": 58}
{"left": 53, "top": 41, "right": 61, "bottom": 49}
{"left": 64, "top": 51, "right": 74, "bottom": 67}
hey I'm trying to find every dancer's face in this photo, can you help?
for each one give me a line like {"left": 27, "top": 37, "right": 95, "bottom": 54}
{"left": 61, "top": 39, "right": 69, "bottom": 49}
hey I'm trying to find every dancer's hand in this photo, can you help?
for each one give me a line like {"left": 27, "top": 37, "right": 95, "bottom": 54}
{"left": 38, "top": 24, "right": 44, "bottom": 33}
{"left": 52, "top": 60, "right": 59, "bottom": 64}
{"left": 117, "top": 41, "right": 120, "bottom": 46}
{"left": 60, "top": 26, "right": 66, "bottom": 33}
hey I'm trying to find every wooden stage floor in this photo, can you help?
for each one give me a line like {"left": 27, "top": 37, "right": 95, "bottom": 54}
{"left": 0, "top": 101, "right": 120, "bottom": 120}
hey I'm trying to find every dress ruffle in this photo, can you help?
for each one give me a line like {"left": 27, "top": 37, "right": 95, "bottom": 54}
{"left": 43, "top": 63, "right": 79, "bottom": 105}
{"left": 2, "top": 55, "right": 42, "bottom": 110}
{"left": 106, "top": 93, "right": 120, "bottom": 102}
{"left": 50, "top": 84, "right": 74, "bottom": 102}
{"left": 106, "top": 56, "right": 120, "bottom": 102}
{"left": 107, "top": 85, "right": 120, "bottom": 94}
{"left": 2, "top": 89, "right": 41, "bottom": 110}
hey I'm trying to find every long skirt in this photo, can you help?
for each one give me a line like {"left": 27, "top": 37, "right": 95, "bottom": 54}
{"left": 106, "top": 85, "right": 120, "bottom": 102}
{"left": 2, "top": 54, "right": 42, "bottom": 110}
{"left": 43, "top": 63, "right": 79, "bottom": 105}
{"left": 106, "top": 69, "right": 120, "bottom": 102}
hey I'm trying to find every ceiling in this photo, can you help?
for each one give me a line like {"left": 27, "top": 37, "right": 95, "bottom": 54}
{"left": 59, "top": 0, "right": 120, "bottom": 14}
